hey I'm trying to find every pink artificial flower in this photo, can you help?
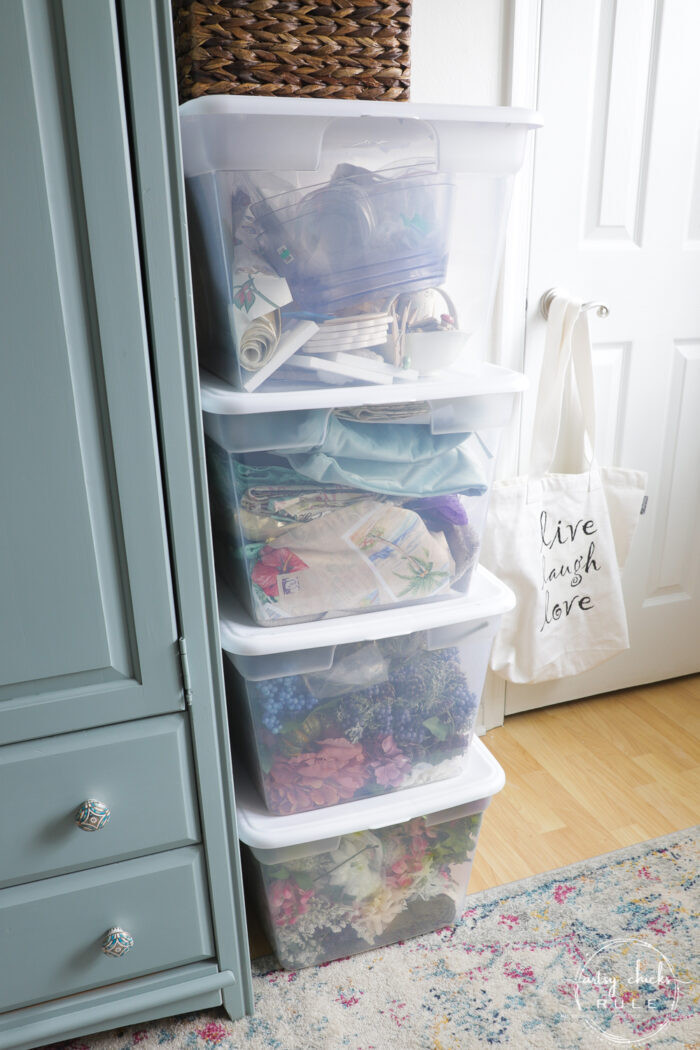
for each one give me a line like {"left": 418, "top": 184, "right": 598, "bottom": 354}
{"left": 402, "top": 817, "right": 438, "bottom": 857}
{"left": 371, "top": 736, "right": 412, "bottom": 788}
{"left": 386, "top": 852, "right": 426, "bottom": 889}
{"left": 251, "top": 546, "right": 308, "bottom": 597}
{"left": 266, "top": 737, "right": 369, "bottom": 814}
{"left": 268, "top": 878, "right": 314, "bottom": 927}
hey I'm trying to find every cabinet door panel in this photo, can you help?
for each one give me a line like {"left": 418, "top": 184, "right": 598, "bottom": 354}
{"left": 0, "top": 1, "right": 183, "bottom": 742}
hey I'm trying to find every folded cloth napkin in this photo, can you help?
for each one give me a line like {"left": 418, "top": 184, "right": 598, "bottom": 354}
{"left": 335, "top": 402, "right": 431, "bottom": 423}
{"left": 286, "top": 415, "right": 465, "bottom": 461}
{"left": 285, "top": 417, "right": 487, "bottom": 498}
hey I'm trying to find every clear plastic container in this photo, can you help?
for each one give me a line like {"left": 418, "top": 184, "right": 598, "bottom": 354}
{"left": 180, "top": 97, "right": 541, "bottom": 390}
{"left": 235, "top": 735, "right": 505, "bottom": 969}
{"left": 202, "top": 365, "right": 526, "bottom": 626}
{"left": 221, "top": 566, "right": 514, "bottom": 815}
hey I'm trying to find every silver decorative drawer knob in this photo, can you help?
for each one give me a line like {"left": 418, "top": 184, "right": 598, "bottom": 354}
{"left": 101, "top": 927, "right": 134, "bottom": 957}
{"left": 75, "top": 799, "right": 111, "bottom": 832}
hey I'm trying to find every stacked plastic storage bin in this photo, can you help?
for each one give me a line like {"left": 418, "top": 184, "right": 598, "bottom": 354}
{"left": 180, "top": 96, "right": 540, "bottom": 969}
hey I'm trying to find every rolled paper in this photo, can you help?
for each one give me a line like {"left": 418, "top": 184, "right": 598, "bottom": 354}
{"left": 239, "top": 311, "right": 281, "bottom": 372}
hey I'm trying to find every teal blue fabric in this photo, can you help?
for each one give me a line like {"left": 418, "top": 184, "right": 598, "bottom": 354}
{"left": 233, "top": 459, "right": 314, "bottom": 487}
{"left": 284, "top": 417, "right": 486, "bottom": 497}
{"left": 286, "top": 447, "right": 485, "bottom": 497}
{"left": 231, "top": 419, "right": 487, "bottom": 498}
{"left": 287, "top": 417, "right": 468, "bottom": 462}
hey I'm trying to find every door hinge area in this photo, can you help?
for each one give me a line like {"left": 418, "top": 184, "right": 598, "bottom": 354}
{"left": 178, "top": 636, "right": 193, "bottom": 708}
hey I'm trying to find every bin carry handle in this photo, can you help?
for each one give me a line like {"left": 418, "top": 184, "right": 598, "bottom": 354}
{"left": 232, "top": 644, "right": 336, "bottom": 681}
{"left": 365, "top": 794, "right": 490, "bottom": 832}
{"left": 424, "top": 794, "right": 491, "bottom": 827}
{"left": 253, "top": 835, "right": 342, "bottom": 866}
{"left": 313, "top": 840, "right": 381, "bottom": 885}
{"left": 425, "top": 619, "right": 490, "bottom": 652}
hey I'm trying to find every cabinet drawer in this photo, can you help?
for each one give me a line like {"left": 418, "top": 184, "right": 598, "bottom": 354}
{"left": 0, "top": 716, "right": 200, "bottom": 888}
{"left": 0, "top": 847, "right": 214, "bottom": 1012}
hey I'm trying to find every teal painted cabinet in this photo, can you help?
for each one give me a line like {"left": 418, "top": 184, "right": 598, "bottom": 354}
{"left": 0, "top": 2, "right": 252, "bottom": 1046}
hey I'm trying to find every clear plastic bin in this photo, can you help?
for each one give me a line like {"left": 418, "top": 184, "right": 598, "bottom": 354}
{"left": 180, "top": 97, "right": 541, "bottom": 390}
{"left": 221, "top": 567, "right": 514, "bottom": 815}
{"left": 202, "top": 366, "right": 526, "bottom": 626}
{"left": 235, "top": 735, "right": 505, "bottom": 969}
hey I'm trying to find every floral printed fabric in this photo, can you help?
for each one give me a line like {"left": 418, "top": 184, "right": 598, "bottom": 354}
{"left": 249, "top": 500, "right": 456, "bottom": 623}
{"left": 43, "top": 828, "right": 699, "bottom": 1050}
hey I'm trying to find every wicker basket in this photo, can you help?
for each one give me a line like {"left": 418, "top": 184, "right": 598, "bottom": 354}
{"left": 172, "top": 1, "right": 411, "bottom": 102}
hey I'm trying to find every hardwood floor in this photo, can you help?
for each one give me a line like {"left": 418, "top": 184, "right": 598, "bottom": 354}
{"left": 470, "top": 674, "right": 700, "bottom": 892}
{"left": 245, "top": 674, "right": 699, "bottom": 957}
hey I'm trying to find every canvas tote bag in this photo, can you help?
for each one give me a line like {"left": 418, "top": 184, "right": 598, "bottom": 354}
{"left": 482, "top": 294, "right": 647, "bottom": 684}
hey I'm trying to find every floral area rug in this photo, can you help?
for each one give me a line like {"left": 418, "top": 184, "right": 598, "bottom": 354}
{"left": 46, "top": 828, "right": 698, "bottom": 1050}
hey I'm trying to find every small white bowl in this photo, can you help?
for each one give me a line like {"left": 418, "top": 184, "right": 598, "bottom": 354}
{"left": 404, "top": 329, "right": 474, "bottom": 374}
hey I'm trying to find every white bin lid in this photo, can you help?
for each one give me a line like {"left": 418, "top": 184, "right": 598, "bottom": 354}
{"left": 235, "top": 735, "right": 505, "bottom": 849}
{"left": 180, "top": 95, "right": 541, "bottom": 126}
{"left": 180, "top": 97, "right": 541, "bottom": 178}
{"left": 200, "top": 362, "right": 527, "bottom": 416}
{"left": 219, "top": 565, "right": 515, "bottom": 657}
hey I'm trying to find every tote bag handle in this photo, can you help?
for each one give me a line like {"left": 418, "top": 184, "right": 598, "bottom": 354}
{"left": 528, "top": 293, "right": 597, "bottom": 478}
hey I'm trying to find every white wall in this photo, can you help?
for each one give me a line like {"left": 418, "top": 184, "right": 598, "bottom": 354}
{"left": 410, "top": 0, "right": 509, "bottom": 105}
{"left": 409, "top": 1, "right": 525, "bottom": 735}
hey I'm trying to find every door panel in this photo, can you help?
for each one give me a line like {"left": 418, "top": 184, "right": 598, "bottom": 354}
{"left": 505, "top": 0, "right": 700, "bottom": 714}
{"left": 0, "top": 1, "right": 183, "bottom": 742}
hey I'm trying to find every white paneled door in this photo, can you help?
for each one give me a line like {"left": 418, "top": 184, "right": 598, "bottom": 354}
{"left": 504, "top": 0, "right": 700, "bottom": 714}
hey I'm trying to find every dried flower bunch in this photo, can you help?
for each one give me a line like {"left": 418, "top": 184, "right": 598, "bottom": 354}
{"left": 258, "top": 812, "right": 482, "bottom": 969}
{"left": 249, "top": 639, "right": 479, "bottom": 814}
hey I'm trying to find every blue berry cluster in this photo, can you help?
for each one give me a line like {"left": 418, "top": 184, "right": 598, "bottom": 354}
{"left": 392, "top": 702, "right": 425, "bottom": 746}
{"left": 443, "top": 678, "right": 478, "bottom": 722}
{"left": 338, "top": 682, "right": 394, "bottom": 742}
{"left": 253, "top": 645, "right": 479, "bottom": 762}
{"left": 253, "top": 675, "right": 317, "bottom": 734}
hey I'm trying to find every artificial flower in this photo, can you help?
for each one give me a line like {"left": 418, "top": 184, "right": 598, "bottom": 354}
{"left": 398, "top": 754, "right": 464, "bottom": 789}
{"left": 386, "top": 851, "right": 427, "bottom": 890}
{"left": 266, "top": 737, "right": 368, "bottom": 814}
{"left": 351, "top": 884, "right": 408, "bottom": 943}
{"left": 268, "top": 878, "right": 314, "bottom": 927}
{"left": 268, "top": 895, "right": 352, "bottom": 969}
{"left": 251, "top": 546, "right": 308, "bottom": 598}
{"left": 370, "top": 735, "right": 412, "bottom": 787}
{"left": 326, "top": 831, "right": 384, "bottom": 900}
